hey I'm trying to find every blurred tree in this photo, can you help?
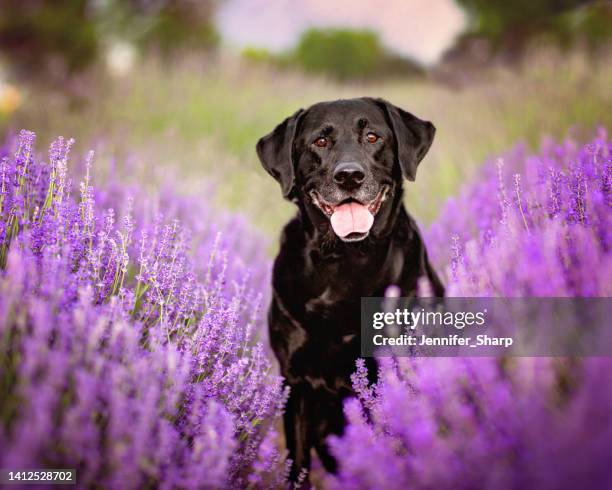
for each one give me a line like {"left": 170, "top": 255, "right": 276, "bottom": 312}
{"left": 457, "top": 0, "right": 591, "bottom": 36}
{"left": 454, "top": 0, "right": 610, "bottom": 56}
{"left": 551, "top": 1, "right": 612, "bottom": 51}
{"left": 98, "top": 0, "right": 219, "bottom": 53}
{"left": 0, "top": 0, "right": 98, "bottom": 76}
{"left": 294, "top": 29, "right": 382, "bottom": 79}
{"left": 289, "top": 28, "right": 422, "bottom": 80}
{"left": 0, "top": 0, "right": 220, "bottom": 79}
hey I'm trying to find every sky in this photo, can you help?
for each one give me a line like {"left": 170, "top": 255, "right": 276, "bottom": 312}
{"left": 216, "top": 0, "right": 468, "bottom": 66}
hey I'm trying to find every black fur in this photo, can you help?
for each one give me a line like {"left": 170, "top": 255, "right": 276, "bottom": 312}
{"left": 256, "top": 97, "right": 444, "bottom": 481}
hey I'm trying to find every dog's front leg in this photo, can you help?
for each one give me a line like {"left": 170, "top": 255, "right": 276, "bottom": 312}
{"left": 284, "top": 382, "right": 312, "bottom": 482}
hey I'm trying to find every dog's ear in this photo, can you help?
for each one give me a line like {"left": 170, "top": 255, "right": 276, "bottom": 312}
{"left": 374, "top": 98, "right": 435, "bottom": 181}
{"left": 256, "top": 109, "right": 305, "bottom": 200}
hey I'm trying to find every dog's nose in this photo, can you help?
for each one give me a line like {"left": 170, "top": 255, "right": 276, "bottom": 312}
{"left": 333, "top": 162, "right": 366, "bottom": 190}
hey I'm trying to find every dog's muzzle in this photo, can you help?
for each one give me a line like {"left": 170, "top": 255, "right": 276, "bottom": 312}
{"left": 310, "top": 186, "right": 389, "bottom": 242}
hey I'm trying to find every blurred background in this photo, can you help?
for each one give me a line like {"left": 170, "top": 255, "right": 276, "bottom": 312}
{"left": 1, "top": 0, "right": 611, "bottom": 237}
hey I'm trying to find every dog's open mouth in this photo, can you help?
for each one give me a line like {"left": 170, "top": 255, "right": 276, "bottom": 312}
{"left": 310, "top": 186, "right": 389, "bottom": 242}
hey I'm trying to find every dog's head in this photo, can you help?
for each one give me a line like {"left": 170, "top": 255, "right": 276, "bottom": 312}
{"left": 256, "top": 97, "right": 435, "bottom": 243}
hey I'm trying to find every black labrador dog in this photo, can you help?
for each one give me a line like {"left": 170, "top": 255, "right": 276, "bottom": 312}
{"left": 256, "top": 97, "right": 444, "bottom": 480}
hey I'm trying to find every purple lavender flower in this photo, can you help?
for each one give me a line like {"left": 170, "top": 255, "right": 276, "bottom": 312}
{"left": 329, "top": 131, "right": 612, "bottom": 490}
{"left": 428, "top": 130, "right": 611, "bottom": 296}
{"left": 0, "top": 131, "right": 284, "bottom": 489}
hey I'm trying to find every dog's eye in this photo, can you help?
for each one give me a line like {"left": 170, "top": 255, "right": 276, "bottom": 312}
{"left": 366, "top": 132, "right": 381, "bottom": 144}
{"left": 314, "top": 137, "right": 328, "bottom": 148}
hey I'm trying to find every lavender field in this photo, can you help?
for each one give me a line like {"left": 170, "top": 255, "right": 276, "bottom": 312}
{"left": 0, "top": 131, "right": 286, "bottom": 488}
{"left": 0, "top": 121, "right": 610, "bottom": 488}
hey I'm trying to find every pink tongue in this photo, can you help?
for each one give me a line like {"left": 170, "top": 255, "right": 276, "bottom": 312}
{"left": 330, "top": 202, "right": 374, "bottom": 238}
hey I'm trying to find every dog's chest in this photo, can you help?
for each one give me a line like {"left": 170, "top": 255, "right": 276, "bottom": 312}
{"left": 301, "top": 259, "right": 389, "bottom": 325}
{"left": 307, "top": 250, "right": 401, "bottom": 297}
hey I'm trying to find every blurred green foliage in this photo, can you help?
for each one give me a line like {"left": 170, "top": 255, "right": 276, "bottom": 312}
{"left": 0, "top": 1, "right": 98, "bottom": 74}
{"left": 241, "top": 47, "right": 278, "bottom": 64}
{"left": 0, "top": 0, "right": 219, "bottom": 78}
{"left": 243, "top": 28, "right": 423, "bottom": 80}
{"left": 455, "top": 0, "right": 612, "bottom": 55}
{"left": 97, "top": 0, "right": 219, "bottom": 54}
{"left": 551, "top": 2, "right": 612, "bottom": 50}
{"left": 294, "top": 29, "right": 386, "bottom": 79}
{"left": 457, "top": 0, "right": 589, "bottom": 37}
